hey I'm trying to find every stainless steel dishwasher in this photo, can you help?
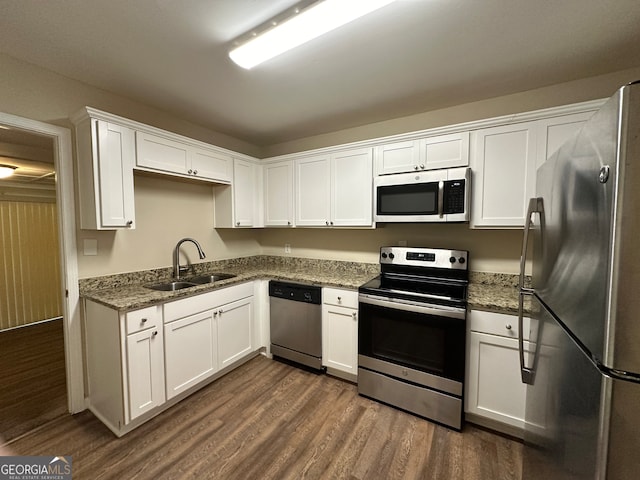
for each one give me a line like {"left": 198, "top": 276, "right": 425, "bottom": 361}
{"left": 269, "top": 280, "right": 323, "bottom": 371}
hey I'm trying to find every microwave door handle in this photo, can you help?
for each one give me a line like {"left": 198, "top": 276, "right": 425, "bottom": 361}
{"left": 438, "top": 181, "right": 444, "bottom": 218}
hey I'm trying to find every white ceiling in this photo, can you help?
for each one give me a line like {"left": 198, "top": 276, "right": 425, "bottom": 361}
{"left": 2, "top": 0, "right": 640, "bottom": 147}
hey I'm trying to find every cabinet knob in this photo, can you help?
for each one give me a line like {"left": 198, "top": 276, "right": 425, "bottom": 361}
{"left": 326, "top": 221, "right": 329, "bottom": 226}
{"left": 236, "top": 221, "right": 240, "bottom": 226}
{"left": 214, "top": 311, "right": 218, "bottom": 317}
{"left": 414, "top": 165, "right": 419, "bottom": 170}
{"left": 330, "top": 221, "right": 334, "bottom": 226}
{"left": 188, "top": 169, "right": 193, "bottom": 174}
{"left": 141, "top": 318, "right": 147, "bottom": 323}
{"left": 126, "top": 220, "right": 133, "bottom": 227}
{"left": 193, "top": 170, "right": 198, "bottom": 175}
{"left": 152, "top": 331, "right": 158, "bottom": 337}
{"left": 218, "top": 309, "right": 223, "bottom": 315}
{"left": 337, "top": 296, "right": 342, "bottom": 302}
{"left": 287, "top": 221, "right": 291, "bottom": 226}
{"left": 420, "top": 164, "right": 425, "bottom": 170}
{"left": 352, "top": 312, "right": 357, "bottom": 319}
{"left": 505, "top": 324, "right": 512, "bottom": 330}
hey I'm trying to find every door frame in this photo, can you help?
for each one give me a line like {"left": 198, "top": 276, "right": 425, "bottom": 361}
{"left": 0, "top": 112, "right": 84, "bottom": 413}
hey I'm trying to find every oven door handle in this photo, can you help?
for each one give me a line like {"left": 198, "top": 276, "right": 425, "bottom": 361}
{"left": 359, "top": 294, "right": 466, "bottom": 320}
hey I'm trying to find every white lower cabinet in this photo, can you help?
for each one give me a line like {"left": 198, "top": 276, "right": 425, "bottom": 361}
{"left": 164, "top": 310, "right": 217, "bottom": 400}
{"left": 126, "top": 325, "right": 165, "bottom": 421}
{"left": 322, "top": 288, "right": 358, "bottom": 380}
{"left": 217, "top": 296, "right": 254, "bottom": 369}
{"left": 465, "top": 309, "right": 530, "bottom": 437}
{"left": 85, "top": 302, "right": 165, "bottom": 433}
{"left": 83, "top": 281, "right": 256, "bottom": 437}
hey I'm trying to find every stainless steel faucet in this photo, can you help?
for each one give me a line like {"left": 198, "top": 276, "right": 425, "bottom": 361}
{"left": 173, "top": 238, "right": 206, "bottom": 280}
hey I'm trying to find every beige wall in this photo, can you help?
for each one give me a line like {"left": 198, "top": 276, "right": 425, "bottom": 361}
{"left": 0, "top": 53, "right": 261, "bottom": 157}
{"left": 257, "top": 225, "right": 523, "bottom": 274}
{"left": 263, "top": 66, "right": 640, "bottom": 157}
{"left": 76, "top": 174, "right": 261, "bottom": 278}
{"left": 3, "top": 52, "right": 640, "bottom": 278}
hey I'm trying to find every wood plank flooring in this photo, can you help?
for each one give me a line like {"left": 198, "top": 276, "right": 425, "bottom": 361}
{"left": 0, "top": 319, "right": 67, "bottom": 441}
{"left": 5, "top": 355, "right": 522, "bottom": 480}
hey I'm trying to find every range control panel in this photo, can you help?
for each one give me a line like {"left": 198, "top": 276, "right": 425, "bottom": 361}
{"left": 379, "top": 246, "right": 468, "bottom": 270}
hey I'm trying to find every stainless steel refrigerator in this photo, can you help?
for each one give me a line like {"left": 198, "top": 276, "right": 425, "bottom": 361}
{"left": 518, "top": 80, "right": 640, "bottom": 480}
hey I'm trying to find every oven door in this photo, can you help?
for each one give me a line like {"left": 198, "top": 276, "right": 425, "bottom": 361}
{"left": 358, "top": 294, "right": 466, "bottom": 394}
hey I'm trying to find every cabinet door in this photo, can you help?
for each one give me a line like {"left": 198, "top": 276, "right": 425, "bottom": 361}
{"left": 95, "top": 120, "right": 136, "bottom": 228}
{"left": 295, "top": 155, "right": 331, "bottom": 226}
{"left": 466, "top": 331, "right": 529, "bottom": 430}
{"left": 419, "top": 132, "right": 469, "bottom": 170}
{"left": 331, "top": 148, "right": 373, "bottom": 227}
{"left": 191, "top": 147, "right": 232, "bottom": 183}
{"left": 125, "top": 326, "right": 165, "bottom": 421}
{"left": 232, "top": 159, "right": 255, "bottom": 227}
{"left": 217, "top": 296, "right": 254, "bottom": 369}
{"left": 470, "top": 121, "right": 537, "bottom": 228}
{"left": 135, "top": 131, "right": 190, "bottom": 175}
{"left": 264, "top": 160, "right": 294, "bottom": 226}
{"left": 536, "top": 111, "right": 595, "bottom": 169}
{"left": 375, "top": 140, "right": 419, "bottom": 175}
{"left": 322, "top": 304, "right": 358, "bottom": 376}
{"left": 164, "top": 310, "right": 217, "bottom": 400}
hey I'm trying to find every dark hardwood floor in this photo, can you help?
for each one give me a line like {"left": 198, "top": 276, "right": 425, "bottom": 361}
{"left": 4, "top": 354, "right": 522, "bottom": 480}
{"left": 0, "top": 318, "right": 67, "bottom": 442}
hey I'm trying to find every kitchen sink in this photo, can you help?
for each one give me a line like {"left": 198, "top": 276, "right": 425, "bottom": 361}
{"left": 146, "top": 281, "right": 197, "bottom": 291}
{"left": 186, "top": 273, "right": 236, "bottom": 284}
{"left": 145, "top": 273, "right": 236, "bottom": 291}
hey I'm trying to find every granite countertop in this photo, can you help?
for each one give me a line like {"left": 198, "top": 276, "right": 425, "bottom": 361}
{"left": 80, "top": 256, "right": 380, "bottom": 312}
{"left": 80, "top": 255, "right": 526, "bottom": 315}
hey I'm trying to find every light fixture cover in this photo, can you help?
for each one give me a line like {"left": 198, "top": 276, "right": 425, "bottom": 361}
{"left": 0, "top": 164, "right": 17, "bottom": 179}
{"left": 229, "top": 0, "right": 396, "bottom": 69}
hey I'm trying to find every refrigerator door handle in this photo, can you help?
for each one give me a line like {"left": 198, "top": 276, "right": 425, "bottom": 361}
{"left": 518, "top": 197, "right": 544, "bottom": 292}
{"left": 519, "top": 289, "right": 535, "bottom": 384}
{"left": 519, "top": 197, "right": 544, "bottom": 385}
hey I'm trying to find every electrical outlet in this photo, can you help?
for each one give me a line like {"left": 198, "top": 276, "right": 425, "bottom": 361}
{"left": 284, "top": 243, "right": 291, "bottom": 254}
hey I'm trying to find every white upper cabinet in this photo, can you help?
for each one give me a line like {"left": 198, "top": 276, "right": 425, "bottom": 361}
{"left": 74, "top": 116, "right": 136, "bottom": 230}
{"left": 375, "top": 132, "right": 469, "bottom": 175}
{"left": 214, "top": 158, "right": 263, "bottom": 228}
{"left": 535, "top": 111, "right": 595, "bottom": 169}
{"left": 263, "top": 160, "right": 294, "bottom": 227}
{"left": 470, "top": 121, "right": 538, "bottom": 228}
{"left": 331, "top": 148, "right": 373, "bottom": 227}
{"left": 295, "top": 148, "right": 373, "bottom": 227}
{"left": 295, "top": 155, "right": 331, "bottom": 226}
{"left": 136, "top": 131, "right": 232, "bottom": 184}
{"left": 470, "top": 110, "right": 597, "bottom": 228}
{"left": 191, "top": 147, "right": 234, "bottom": 182}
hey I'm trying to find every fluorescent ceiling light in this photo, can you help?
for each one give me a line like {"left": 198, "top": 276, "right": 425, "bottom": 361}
{"left": 0, "top": 164, "right": 17, "bottom": 179}
{"left": 229, "top": 0, "right": 396, "bottom": 69}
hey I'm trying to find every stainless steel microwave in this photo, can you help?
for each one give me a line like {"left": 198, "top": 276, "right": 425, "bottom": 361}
{"left": 374, "top": 167, "right": 470, "bottom": 223}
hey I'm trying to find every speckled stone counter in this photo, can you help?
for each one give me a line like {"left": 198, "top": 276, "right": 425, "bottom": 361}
{"left": 468, "top": 272, "right": 530, "bottom": 315}
{"left": 80, "top": 256, "right": 380, "bottom": 312}
{"left": 80, "top": 255, "right": 528, "bottom": 315}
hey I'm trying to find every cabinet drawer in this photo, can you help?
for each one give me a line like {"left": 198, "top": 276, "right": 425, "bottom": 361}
{"left": 126, "top": 306, "right": 160, "bottom": 334}
{"left": 468, "top": 309, "right": 529, "bottom": 341}
{"left": 323, "top": 287, "right": 358, "bottom": 309}
{"left": 163, "top": 282, "right": 253, "bottom": 323}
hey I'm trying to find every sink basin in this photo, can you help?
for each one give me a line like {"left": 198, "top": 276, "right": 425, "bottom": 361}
{"left": 146, "top": 281, "right": 197, "bottom": 291}
{"left": 187, "top": 273, "right": 236, "bottom": 284}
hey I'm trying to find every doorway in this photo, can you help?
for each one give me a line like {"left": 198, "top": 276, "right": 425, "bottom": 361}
{"left": 0, "top": 112, "right": 83, "bottom": 443}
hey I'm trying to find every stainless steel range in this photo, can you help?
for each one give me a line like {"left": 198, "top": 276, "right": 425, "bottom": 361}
{"left": 358, "top": 246, "right": 469, "bottom": 430}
